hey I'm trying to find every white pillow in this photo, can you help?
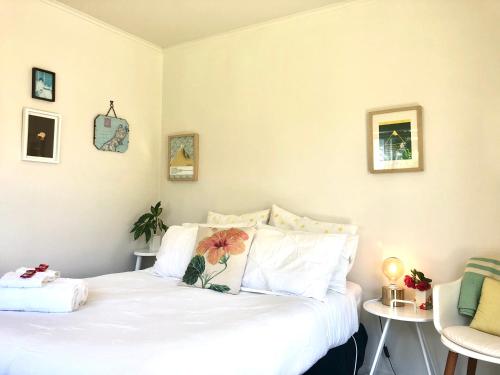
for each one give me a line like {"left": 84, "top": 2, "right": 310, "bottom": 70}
{"left": 182, "top": 223, "right": 253, "bottom": 229}
{"left": 241, "top": 225, "right": 347, "bottom": 301}
{"left": 269, "top": 204, "right": 359, "bottom": 294}
{"left": 270, "top": 204, "right": 358, "bottom": 235}
{"left": 153, "top": 225, "right": 198, "bottom": 279}
{"left": 207, "top": 209, "right": 270, "bottom": 226}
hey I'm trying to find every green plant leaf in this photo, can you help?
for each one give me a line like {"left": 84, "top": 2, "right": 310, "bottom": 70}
{"left": 132, "top": 202, "right": 165, "bottom": 241}
{"left": 208, "top": 284, "right": 230, "bottom": 293}
{"left": 182, "top": 255, "right": 205, "bottom": 285}
{"left": 134, "top": 213, "right": 150, "bottom": 225}
{"left": 133, "top": 226, "right": 145, "bottom": 240}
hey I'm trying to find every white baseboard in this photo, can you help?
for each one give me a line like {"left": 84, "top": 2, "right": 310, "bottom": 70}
{"left": 358, "top": 365, "right": 394, "bottom": 375}
{"left": 357, "top": 368, "right": 393, "bottom": 375}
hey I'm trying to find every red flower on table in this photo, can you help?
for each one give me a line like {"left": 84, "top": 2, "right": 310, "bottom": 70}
{"left": 196, "top": 228, "right": 249, "bottom": 265}
{"left": 416, "top": 281, "right": 431, "bottom": 291}
{"left": 404, "top": 275, "right": 416, "bottom": 289}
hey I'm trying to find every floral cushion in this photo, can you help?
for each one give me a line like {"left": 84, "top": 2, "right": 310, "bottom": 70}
{"left": 181, "top": 226, "right": 256, "bottom": 294}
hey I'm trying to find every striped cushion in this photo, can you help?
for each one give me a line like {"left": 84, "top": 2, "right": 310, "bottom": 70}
{"left": 458, "top": 257, "right": 500, "bottom": 317}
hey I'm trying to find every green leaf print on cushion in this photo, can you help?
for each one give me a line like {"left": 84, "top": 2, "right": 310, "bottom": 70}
{"left": 208, "top": 284, "right": 231, "bottom": 293}
{"left": 182, "top": 255, "right": 205, "bottom": 285}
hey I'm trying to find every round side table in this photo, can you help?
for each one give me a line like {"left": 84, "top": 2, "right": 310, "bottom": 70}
{"left": 134, "top": 251, "right": 158, "bottom": 271}
{"left": 363, "top": 298, "right": 437, "bottom": 375}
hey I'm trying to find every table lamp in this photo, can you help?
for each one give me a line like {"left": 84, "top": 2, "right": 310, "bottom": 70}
{"left": 381, "top": 257, "right": 405, "bottom": 306}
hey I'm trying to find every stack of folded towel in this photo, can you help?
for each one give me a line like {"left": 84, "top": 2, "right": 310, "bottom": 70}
{"left": 0, "top": 265, "right": 88, "bottom": 313}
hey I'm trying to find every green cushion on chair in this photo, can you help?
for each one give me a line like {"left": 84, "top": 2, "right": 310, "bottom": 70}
{"left": 458, "top": 257, "right": 500, "bottom": 317}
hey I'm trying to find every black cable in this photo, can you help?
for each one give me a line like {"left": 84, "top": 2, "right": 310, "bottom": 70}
{"left": 378, "top": 316, "right": 397, "bottom": 375}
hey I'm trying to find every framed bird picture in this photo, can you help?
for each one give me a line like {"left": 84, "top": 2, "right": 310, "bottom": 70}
{"left": 22, "top": 107, "right": 61, "bottom": 164}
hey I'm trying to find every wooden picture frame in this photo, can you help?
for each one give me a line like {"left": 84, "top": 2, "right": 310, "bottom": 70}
{"left": 168, "top": 133, "right": 199, "bottom": 181}
{"left": 32, "top": 67, "right": 56, "bottom": 102}
{"left": 367, "top": 105, "right": 423, "bottom": 173}
{"left": 22, "top": 107, "right": 61, "bottom": 164}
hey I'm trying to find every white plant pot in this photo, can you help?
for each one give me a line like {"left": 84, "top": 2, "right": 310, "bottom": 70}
{"left": 148, "top": 235, "right": 162, "bottom": 253}
{"left": 415, "top": 289, "right": 432, "bottom": 309}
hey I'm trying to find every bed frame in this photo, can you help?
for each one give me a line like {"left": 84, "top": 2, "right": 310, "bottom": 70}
{"left": 304, "top": 324, "right": 367, "bottom": 375}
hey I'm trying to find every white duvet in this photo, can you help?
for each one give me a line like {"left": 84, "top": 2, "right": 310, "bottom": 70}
{"left": 0, "top": 270, "right": 361, "bottom": 375}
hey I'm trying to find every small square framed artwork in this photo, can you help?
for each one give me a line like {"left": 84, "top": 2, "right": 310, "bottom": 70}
{"left": 168, "top": 133, "right": 199, "bottom": 181}
{"left": 22, "top": 107, "right": 61, "bottom": 164}
{"left": 367, "top": 105, "right": 423, "bottom": 173}
{"left": 32, "top": 67, "right": 56, "bottom": 102}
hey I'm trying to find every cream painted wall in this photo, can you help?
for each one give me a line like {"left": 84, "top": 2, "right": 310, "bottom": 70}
{"left": 0, "top": 0, "right": 163, "bottom": 277}
{"left": 161, "top": 0, "right": 500, "bottom": 374}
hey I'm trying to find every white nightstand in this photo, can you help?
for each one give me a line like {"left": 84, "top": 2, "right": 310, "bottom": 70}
{"left": 363, "top": 298, "right": 437, "bottom": 375}
{"left": 134, "top": 251, "right": 158, "bottom": 271}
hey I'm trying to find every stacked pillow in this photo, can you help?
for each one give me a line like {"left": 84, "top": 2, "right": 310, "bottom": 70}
{"left": 241, "top": 225, "right": 347, "bottom": 300}
{"left": 269, "top": 204, "right": 359, "bottom": 294}
{"left": 154, "top": 225, "right": 198, "bottom": 279}
{"left": 207, "top": 209, "right": 270, "bottom": 226}
{"left": 153, "top": 206, "right": 359, "bottom": 300}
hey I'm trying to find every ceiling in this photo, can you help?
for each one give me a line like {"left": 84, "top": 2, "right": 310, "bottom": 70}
{"left": 56, "top": 0, "right": 347, "bottom": 47}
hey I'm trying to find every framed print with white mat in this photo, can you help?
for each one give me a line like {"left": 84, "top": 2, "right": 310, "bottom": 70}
{"left": 367, "top": 105, "right": 423, "bottom": 174}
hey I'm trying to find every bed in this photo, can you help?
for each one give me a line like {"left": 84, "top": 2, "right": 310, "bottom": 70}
{"left": 0, "top": 269, "right": 363, "bottom": 375}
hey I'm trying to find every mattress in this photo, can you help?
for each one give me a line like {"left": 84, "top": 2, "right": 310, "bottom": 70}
{"left": 0, "top": 270, "right": 361, "bottom": 375}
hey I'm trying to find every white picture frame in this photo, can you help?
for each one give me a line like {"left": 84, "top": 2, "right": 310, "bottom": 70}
{"left": 22, "top": 107, "right": 61, "bottom": 164}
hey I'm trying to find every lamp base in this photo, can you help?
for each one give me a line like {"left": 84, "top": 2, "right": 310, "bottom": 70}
{"left": 381, "top": 285, "right": 404, "bottom": 306}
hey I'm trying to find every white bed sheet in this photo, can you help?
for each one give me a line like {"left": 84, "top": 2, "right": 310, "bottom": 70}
{"left": 0, "top": 270, "right": 361, "bottom": 375}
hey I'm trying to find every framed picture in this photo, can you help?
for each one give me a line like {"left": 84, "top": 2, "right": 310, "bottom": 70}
{"left": 168, "top": 133, "right": 199, "bottom": 181}
{"left": 367, "top": 105, "right": 423, "bottom": 173}
{"left": 22, "top": 107, "right": 61, "bottom": 163}
{"left": 32, "top": 67, "right": 56, "bottom": 102}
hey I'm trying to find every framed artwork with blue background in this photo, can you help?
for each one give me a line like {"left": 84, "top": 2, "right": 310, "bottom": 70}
{"left": 367, "top": 105, "right": 423, "bottom": 173}
{"left": 32, "top": 67, "right": 55, "bottom": 102}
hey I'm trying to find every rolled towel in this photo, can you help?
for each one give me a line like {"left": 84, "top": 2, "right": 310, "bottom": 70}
{"left": 0, "top": 271, "right": 51, "bottom": 288}
{"left": 0, "top": 278, "right": 88, "bottom": 313}
{"left": 16, "top": 267, "right": 60, "bottom": 282}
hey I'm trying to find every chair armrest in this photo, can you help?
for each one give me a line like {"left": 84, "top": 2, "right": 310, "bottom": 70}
{"left": 433, "top": 278, "right": 470, "bottom": 333}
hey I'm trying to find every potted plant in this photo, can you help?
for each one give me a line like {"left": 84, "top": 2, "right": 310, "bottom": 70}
{"left": 130, "top": 201, "right": 167, "bottom": 252}
{"left": 404, "top": 269, "right": 433, "bottom": 310}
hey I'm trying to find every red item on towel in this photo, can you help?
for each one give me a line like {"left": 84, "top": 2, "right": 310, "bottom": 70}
{"left": 35, "top": 264, "right": 49, "bottom": 272}
{"left": 20, "top": 264, "right": 50, "bottom": 278}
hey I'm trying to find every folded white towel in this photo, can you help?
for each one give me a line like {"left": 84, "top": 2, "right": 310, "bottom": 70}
{"left": 16, "top": 267, "right": 60, "bottom": 282}
{"left": 0, "top": 278, "right": 88, "bottom": 313}
{"left": 0, "top": 271, "right": 51, "bottom": 288}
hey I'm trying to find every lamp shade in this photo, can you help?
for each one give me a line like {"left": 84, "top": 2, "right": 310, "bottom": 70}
{"left": 382, "top": 257, "right": 404, "bottom": 284}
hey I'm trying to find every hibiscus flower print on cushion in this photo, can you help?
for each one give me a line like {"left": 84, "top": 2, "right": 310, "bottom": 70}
{"left": 181, "top": 226, "right": 256, "bottom": 294}
{"left": 196, "top": 228, "right": 249, "bottom": 264}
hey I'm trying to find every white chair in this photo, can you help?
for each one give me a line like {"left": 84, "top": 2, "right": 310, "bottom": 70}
{"left": 433, "top": 278, "right": 500, "bottom": 375}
